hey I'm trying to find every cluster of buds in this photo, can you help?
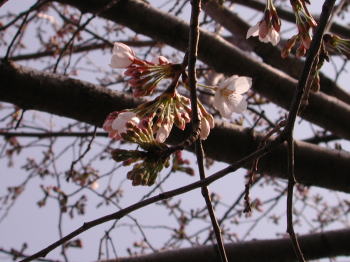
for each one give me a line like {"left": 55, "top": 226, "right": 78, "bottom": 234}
{"left": 103, "top": 90, "right": 214, "bottom": 144}
{"left": 282, "top": 0, "right": 317, "bottom": 57}
{"left": 108, "top": 117, "right": 170, "bottom": 186}
{"left": 134, "top": 91, "right": 193, "bottom": 143}
{"left": 303, "top": 33, "right": 350, "bottom": 100}
{"left": 246, "top": 0, "right": 281, "bottom": 46}
{"left": 171, "top": 151, "right": 194, "bottom": 176}
{"left": 112, "top": 145, "right": 169, "bottom": 186}
{"left": 323, "top": 33, "right": 350, "bottom": 59}
{"left": 111, "top": 42, "right": 181, "bottom": 97}
{"left": 308, "top": 42, "right": 329, "bottom": 93}
{"left": 104, "top": 42, "right": 250, "bottom": 186}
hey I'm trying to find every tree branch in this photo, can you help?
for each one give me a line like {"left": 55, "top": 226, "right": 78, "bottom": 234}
{"left": 98, "top": 228, "right": 350, "bottom": 262}
{"left": 202, "top": 0, "right": 350, "bottom": 105}
{"left": 2, "top": 61, "right": 350, "bottom": 193}
{"left": 54, "top": 0, "right": 350, "bottom": 140}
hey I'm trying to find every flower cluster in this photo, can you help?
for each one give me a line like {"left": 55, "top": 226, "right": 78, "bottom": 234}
{"left": 110, "top": 122, "right": 170, "bottom": 186}
{"left": 246, "top": 0, "right": 281, "bottom": 46}
{"left": 110, "top": 42, "right": 180, "bottom": 97}
{"left": 104, "top": 42, "right": 251, "bottom": 186}
{"left": 282, "top": 0, "right": 317, "bottom": 57}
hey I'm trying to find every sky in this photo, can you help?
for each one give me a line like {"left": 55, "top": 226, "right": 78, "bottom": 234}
{"left": 1, "top": 0, "right": 350, "bottom": 261}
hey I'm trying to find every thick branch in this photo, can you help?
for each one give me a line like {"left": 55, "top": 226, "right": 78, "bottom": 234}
{"left": 54, "top": 0, "right": 350, "bottom": 140}
{"left": 100, "top": 228, "right": 350, "bottom": 262}
{"left": 2, "top": 61, "right": 350, "bottom": 193}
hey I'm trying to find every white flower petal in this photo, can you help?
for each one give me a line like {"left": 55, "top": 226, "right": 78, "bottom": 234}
{"left": 219, "top": 75, "right": 239, "bottom": 90}
{"left": 200, "top": 118, "right": 211, "bottom": 140}
{"left": 113, "top": 42, "right": 134, "bottom": 56}
{"left": 234, "top": 77, "right": 252, "bottom": 94}
{"left": 110, "top": 42, "right": 135, "bottom": 68}
{"left": 213, "top": 90, "right": 225, "bottom": 110}
{"left": 111, "top": 112, "right": 139, "bottom": 134}
{"left": 218, "top": 101, "right": 234, "bottom": 119}
{"left": 246, "top": 23, "right": 260, "bottom": 39}
{"left": 270, "top": 29, "right": 280, "bottom": 46}
{"left": 110, "top": 54, "right": 134, "bottom": 68}
{"left": 228, "top": 94, "right": 247, "bottom": 113}
{"left": 156, "top": 127, "right": 168, "bottom": 143}
{"left": 206, "top": 114, "right": 215, "bottom": 129}
{"left": 156, "top": 122, "right": 173, "bottom": 143}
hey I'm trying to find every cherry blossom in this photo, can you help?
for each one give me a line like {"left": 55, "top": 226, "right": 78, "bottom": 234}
{"left": 103, "top": 111, "right": 140, "bottom": 139}
{"left": 213, "top": 75, "right": 252, "bottom": 119}
{"left": 246, "top": 21, "right": 280, "bottom": 46}
{"left": 246, "top": 0, "right": 281, "bottom": 46}
{"left": 110, "top": 42, "right": 135, "bottom": 68}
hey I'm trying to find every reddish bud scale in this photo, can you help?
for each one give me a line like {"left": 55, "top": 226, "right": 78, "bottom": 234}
{"left": 296, "top": 44, "right": 307, "bottom": 57}
{"left": 271, "top": 11, "right": 281, "bottom": 32}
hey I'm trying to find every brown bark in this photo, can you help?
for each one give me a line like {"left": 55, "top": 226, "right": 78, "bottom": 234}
{"left": 101, "top": 228, "right": 350, "bottom": 262}
{"left": 2, "top": 61, "right": 350, "bottom": 193}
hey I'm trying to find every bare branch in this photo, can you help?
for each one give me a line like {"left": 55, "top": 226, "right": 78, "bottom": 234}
{"left": 98, "top": 228, "right": 350, "bottom": 262}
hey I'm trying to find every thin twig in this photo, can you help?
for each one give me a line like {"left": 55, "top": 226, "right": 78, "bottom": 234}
{"left": 68, "top": 126, "right": 97, "bottom": 181}
{"left": 0, "top": 0, "right": 49, "bottom": 32}
{"left": 281, "top": 0, "right": 337, "bottom": 261}
{"left": 0, "top": 131, "right": 106, "bottom": 138}
{"left": 52, "top": 0, "right": 121, "bottom": 73}
{"left": 286, "top": 136, "right": 305, "bottom": 262}
{"left": 14, "top": 109, "right": 26, "bottom": 129}
{"left": 187, "top": 1, "right": 227, "bottom": 261}
{"left": 19, "top": 133, "right": 283, "bottom": 262}
{"left": 3, "top": 12, "right": 29, "bottom": 61}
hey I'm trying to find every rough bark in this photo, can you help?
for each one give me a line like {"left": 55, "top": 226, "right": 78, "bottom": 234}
{"left": 2, "top": 61, "right": 350, "bottom": 193}
{"left": 101, "top": 228, "right": 350, "bottom": 262}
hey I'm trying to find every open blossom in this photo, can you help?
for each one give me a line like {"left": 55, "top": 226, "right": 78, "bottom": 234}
{"left": 214, "top": 75, "right": 252, "bottom": 119}
{"left": 246, "top": 21, "right": 280, "bottom": 46}
{"left": 103, "top": 111, "right": 140, "bottom": 140}
{"left": 110, "top": 42, "right": 135, "bottom": 68}
{"left": 246, "top": 1, "right": 281, "bottom": 46}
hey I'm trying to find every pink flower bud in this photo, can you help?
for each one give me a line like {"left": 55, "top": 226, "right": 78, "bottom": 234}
{"left": 110, "top": 42, "right": 135, "bottom": 68}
